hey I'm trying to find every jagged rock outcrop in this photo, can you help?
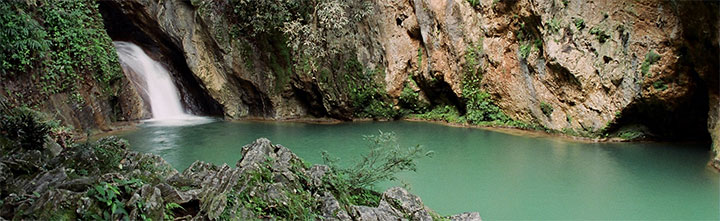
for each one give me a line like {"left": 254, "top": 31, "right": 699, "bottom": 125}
{"left": 0, "top": 117, "right": 481, "bottom": 220}
{"left": 1, "top": 0, "right": 716, "bottom": 160}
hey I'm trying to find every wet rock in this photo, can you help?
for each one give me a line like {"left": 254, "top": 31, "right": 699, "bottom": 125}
{"left": 319, "top": 192, "right": 351, "bottom": 220}
{"left": 308, "top": 165, "right": 330, "bottom": 187}
{"left": 157, "top": 183, "right": 194, "bottom": 204}
{"left": 351, "top": 205, "right": 402, "bottom": 221}
{"left": 448, "top": 212, "right": 482, "bottom": 221}
{"left": 345, "top": 186, "right": 483, "bottom": 221}
{"left": 1, "top": 136, "right": 481, "bottom": 220}
{"left": 140, "top": 184, "right": 165, "bottom": 220}
{"left": 43, "top": 136, "right": 62, "bottom": 157}
{"left": 57, "top": 177, "right": 94, "bottom": 192}
{"left": 123, "top": 151, "right": 178, "bottom": 183}
{"left": 173, "top": 161, "right": 243, "bottom": 219}
{"left": 382, "top": 187, "right": 427, "bottom": 215}
{"left": 23, "top": 167, "right": 67, "bottom": 194}
{"left": 237, "top": 138, "right": 276, "bottom": 169}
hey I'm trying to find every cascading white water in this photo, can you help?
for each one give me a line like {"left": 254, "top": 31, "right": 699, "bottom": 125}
{"left": 113, "top": 41, "right": 192, "bottom": 121}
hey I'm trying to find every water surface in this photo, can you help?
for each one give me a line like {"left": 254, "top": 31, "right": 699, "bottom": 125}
{"left": 117, "top": 120, "right": 720, "bottom": 220}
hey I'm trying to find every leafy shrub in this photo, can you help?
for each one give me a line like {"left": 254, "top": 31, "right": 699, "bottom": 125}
{"left": 640, "top": 50, "right": 661, "bottom": 76}
{"left": 92, "top": 137, "right": 129, "bottom": 172}
{"left": 573, "top": 18, "right": 585, "bottom": 30}
{"left": 618, "top": 130, "right": 644, "bottom": 140}
{"left": 164, "top": 202, "right": 183, "bottom": 220}
{"left": 540, "top": 102, "right": 554, "bottom": 118}
{"left": 227, "top": 0, "right": 310, "bottom": 38}
{"left": 411, "top": 105, "right": 466, "bottom": 123}
{"left": 466, "top": 92, "right": 510, "bottom": 123}
{"left": 652, "top": 79, "right": 668, "bottom": 91}
{"left": 0, "top": 107, "right": 50, "bottom": 151}
{"left": 0, "top": 2, "right": 50, "bottom": 75}
{"left": 589, "top": 27, "right": 610, "bottom": 43}
{"left": 323, "top": 131, "right": 432, "bottom": 189}
{"left": 398, "top": 78, "right": 429, "bottom": 114}
{"left": 345, "top": 59, "right": 398, "bottom": 119}
{"left": 467, "top": 0, "right": 481, "bottom": 8}
{"left": 547, "top": 18, "right": 561, "bottom": 34}
{"left": 85, "top": 179, "right": 146, "bottom": 220}
{"left": 0, "top": 0, "right": 123, "bottom": 99}
{"left": 461, "top": 45, "right": 510, "bottom": 124}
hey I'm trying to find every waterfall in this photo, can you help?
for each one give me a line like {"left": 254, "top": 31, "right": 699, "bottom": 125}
{"left": 113, "top": 41, "right": 204, "bottom": 124}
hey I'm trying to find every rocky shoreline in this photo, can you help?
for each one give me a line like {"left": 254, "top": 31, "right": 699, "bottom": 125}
{"left": 0, "top": 109, "right": 480, "bottom": 220}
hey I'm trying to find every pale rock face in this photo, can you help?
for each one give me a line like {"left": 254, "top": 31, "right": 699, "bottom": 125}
{"left": 102, "top": 0, "right": 718, "bottom": 161}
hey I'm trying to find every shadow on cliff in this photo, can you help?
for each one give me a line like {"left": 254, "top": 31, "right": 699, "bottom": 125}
{"left": 608, "top": 1, "right": 718, "bottom": 143}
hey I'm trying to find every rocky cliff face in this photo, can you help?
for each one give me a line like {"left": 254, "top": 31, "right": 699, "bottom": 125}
{"left": 96, "top": 0, "right": 718, "bottom": 162}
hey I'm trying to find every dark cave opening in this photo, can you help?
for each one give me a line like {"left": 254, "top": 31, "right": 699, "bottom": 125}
{"left": 97, "top": 1, "right": 224, "bottom": 118}
{"left": 611, "top": 83, "right": 711, "bottom": 143}
{"left": 606, "top": 1, "right": 718, "bottom": 147}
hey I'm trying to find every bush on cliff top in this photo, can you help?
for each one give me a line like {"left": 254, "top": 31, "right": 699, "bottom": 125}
{"left": 0, "top": 0, "right": 122, "bottom": 102}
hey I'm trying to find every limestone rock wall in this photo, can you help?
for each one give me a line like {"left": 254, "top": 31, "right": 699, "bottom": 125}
{"left": 97, "top": 0, "right": 718, "bottom": 159}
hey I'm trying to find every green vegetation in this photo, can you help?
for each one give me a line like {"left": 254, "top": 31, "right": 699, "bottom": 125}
{"left": 466, "top": 91, "right": 510, "bottom": 123}
{"left": 0, "top": 107, "right": 50, "bottom": 151}
{"left": 398, "top": 78, "right": 430, "bottom": 114}
{"left": 324, "top": 131, "right": 432, "bottom": 188}
{"left": 640, "top": 50, "right": 661, "bottom": 76}
{"left": 0, "top": 3, "right": 50, "bottom": 75}
{"left": 227, "top": 0, "right": 309, "bottom": 38}
{"left": 224, "top": 160, "right": 320, "bottom": 220}
{"left": 219, "top": 131, "right": 429, "bottom": 219}
{"left": 540, "top": 102, "right": 554, "bottom": 118}
{"left": 547, "top": 18, "right": 562, "bottom": 34}
{"left": 345, "top": 59, "right": 398, "bottom": 119}
{"left": 462, "top": 44, "right": 511, "bottom": 124}
{"left": 573, "top": 18, "right": 585, "bottom": 30}
{"left": 164, "top": 203, "right": 183, "bottom": 220}
{"left": 404, "top": 44, "right": 543, "bottom": 131}
{"left": 239, "top": 39, "right": 255, "bottom": 70}
{"left": 83, "top": 178, "right": 152, "bottom": 220}
{"left": 91, "top": 137, "right": 128, "bottom": 172}
{"left": 516, "top": 21, "right": 542, "bottom": 60}
{"left": 653, "top": 79, "right": 668, "bottom": 91}
{"left": 618, "top": 130, "right": 644, "bottom": 140}
{"left": 589, "top": 27, "right": 611, "bottom": 43}
{"left": 467, "top": 0, "right": 481, "bottom": 8}
{"left": 411, "top": 105, "right": 466, "bottom": 123}
{"left": 0, "top": 0, "right": 123, "bottom": 100}
{"left": 519, "top": 43, "right": 533, "bottom": 59}
{"left": 321, "top": 131, "right": 430, "bottom": 208}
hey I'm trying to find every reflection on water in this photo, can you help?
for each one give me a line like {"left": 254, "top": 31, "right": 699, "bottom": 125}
{"left": 117, "top": 120, "right": 719, "bottom": 220}
{"left": 142, "top": 116, "right": 217, "bottom": 127}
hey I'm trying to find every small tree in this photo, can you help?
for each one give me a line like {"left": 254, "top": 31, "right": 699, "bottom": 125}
{"left": 323, "top": 131, "right": 432, "bottom": 188}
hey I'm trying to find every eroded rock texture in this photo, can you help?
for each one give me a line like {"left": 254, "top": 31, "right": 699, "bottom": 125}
{"left": 96, "top": 0, "right": 718, "bottom": 160}
{"left": 0, "top": 135, "right": 480, "bottom": 220}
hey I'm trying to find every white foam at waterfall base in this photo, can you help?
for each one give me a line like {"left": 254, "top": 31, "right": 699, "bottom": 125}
{"left": 113, "top": 41, "right": 214, "bottom": 126}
